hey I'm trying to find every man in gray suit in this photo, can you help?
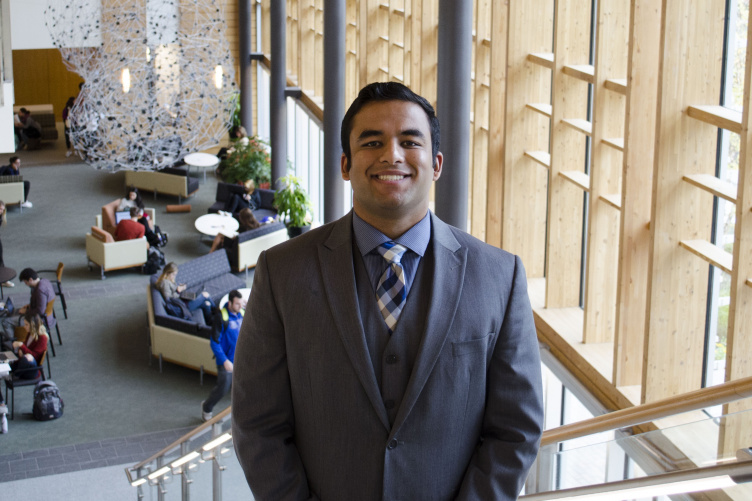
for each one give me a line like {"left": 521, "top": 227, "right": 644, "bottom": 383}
{"left": 232, "top": 82, "right": 544, "bottom": 500}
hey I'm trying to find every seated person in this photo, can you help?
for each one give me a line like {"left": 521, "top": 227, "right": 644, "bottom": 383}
{"left": 136, "top": 207, "right": 166, "bottom": 248}
{"left": 217, "top": 126, "right": 249, "bottom": 162}
{"left": 0, "top": 156, "right": 32, "bottom": 208}
{"left": 209, "top": 208, "right": 260, "bottom": 253}
{"left": 155, "top": 262, "right": 215, "bottom": 324}
{"left": 9, "top": 311, "right": 48, "bottom": 379}
{"left": 14, "top": 109, "right": 42, "bottom": 150}
{"left": 1, "top": 268, "right": 55, "bottom": 351}
{"left": 114, "top": 207, "right": 145, "bottom": 241}
{"left": 118, "top": 186, "right": 146, "bottom": 214}
{"left": 224, "top": 179, "right": 261, "bottom": 214}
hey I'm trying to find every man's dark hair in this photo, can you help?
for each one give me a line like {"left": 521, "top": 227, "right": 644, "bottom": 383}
{"left": 129, "top": 206, "right": 140, "bottom": 218}
{"left": 340, "top": 82, "right": 440, "bottom": 169}
{"left": 19, "top": 108, "right": 28, "bottom": 115}
{"left": 9, "top": 156, "right": 19, "bottom": 165}
{"left": 19, "top": 268, "right": 38, "bottom": 282}
{"left": 228, "top": 290, "right": 242, "bottom": 303}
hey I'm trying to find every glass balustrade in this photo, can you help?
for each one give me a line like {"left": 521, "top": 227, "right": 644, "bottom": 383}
{"left": 525, "top": 408, "right": 752, "bottom": 500}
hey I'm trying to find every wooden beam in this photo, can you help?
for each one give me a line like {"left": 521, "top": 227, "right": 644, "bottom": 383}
{"left": 526, "top": 102, "right": 552, "bottom": 117}
{"left": 562, "top": 63, "right": 595, "bottom": 84}
{"left": 602, "top": 137, "right": 625, "bottom": 151}
{"left": 600, "top": 193, "right": 622, "bottom": 210}
{"left": 643, "top": 0, "right": 725, "bottom": 404}
{"left": 686, "top": 105, "right": 742, "bottom": 134}
{"left": 720, "top": 0, "right": 752, "bottom": 457}
{"left": 524, "top": 150, "right": 551, "bottom": 168}
{"left": 559, "top": 170, "right": 591, "bottom": 191}
{"left": 604, "top": 78, "right": 628, "bottom": 95}
{"left": 682, "top": 173, "right": 738, "bottom": 203}
{"left": 613, "top": 0, "right": 661, "bottom": 387}
{"left": 678, "top": 239, "right": 734, "bottom": 275}
{"left": 500, "top": 0, "right": 552, "bottom": 277}
{"left": 561, "top": 118, "right": 593, "bottom": 136}
{"left": 545, "top": 0, "right": 591, "bottom": 308}
{"left": 528, "top": 52, "right": 554, "bottom": 69}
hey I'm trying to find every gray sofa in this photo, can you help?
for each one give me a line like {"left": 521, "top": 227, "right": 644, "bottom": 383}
{"left": 208, "top": 183, "right": 278, "bottom": 222}
{"left": 147, "top": 249, "right": 245, "bottom": 376}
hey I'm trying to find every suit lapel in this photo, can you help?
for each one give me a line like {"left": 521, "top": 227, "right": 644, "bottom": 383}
{"left": 318, "top": 213, "right": 390, "bottom": 430}
{"left": 389, "top": 214, "right": 466, "bottom": 436}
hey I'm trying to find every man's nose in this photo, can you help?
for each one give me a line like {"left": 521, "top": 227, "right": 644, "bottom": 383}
{"left": 380, "top": 139, "right": 404, "bottom": 164}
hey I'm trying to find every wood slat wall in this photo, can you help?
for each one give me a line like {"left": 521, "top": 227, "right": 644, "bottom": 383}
{"left": 12, "top": 49, "right": 84, "bottom": 120}
{"left": 242, "top": 0, "right": 752, "bottom": 458}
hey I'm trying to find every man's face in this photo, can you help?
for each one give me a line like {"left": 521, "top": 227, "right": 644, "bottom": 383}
{"left": 341, "top": 100, "right": 442, "bottom": 227}
{"left": 12, "top": 159, "right": 20, "bottom": 170}
{"left": 22, "top": 278, "right": 34, "bottom": 288}
{"left": 227, "top": 297, "right": 243, "bottom": 314}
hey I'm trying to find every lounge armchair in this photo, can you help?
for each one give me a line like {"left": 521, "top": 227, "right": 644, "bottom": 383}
{"left": 208, "top": 183, "right": 278, "bottom": 221}
{"left": 225, "top": 221, "right": 288, "bottom": 275}
{"left": 0, "top": 181, "right": 25, "bottom": 210}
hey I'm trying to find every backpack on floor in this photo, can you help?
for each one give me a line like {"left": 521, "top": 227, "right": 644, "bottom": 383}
{"left": 33, "top": 380, "right": 64, "bottom": 421}
{"left": 143, "top": 247, "right": 166, "bottom": 275}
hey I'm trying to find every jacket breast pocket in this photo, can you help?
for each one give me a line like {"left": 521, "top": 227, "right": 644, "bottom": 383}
{"left": 452, "top": 333, "right": 493, "bottom": 357}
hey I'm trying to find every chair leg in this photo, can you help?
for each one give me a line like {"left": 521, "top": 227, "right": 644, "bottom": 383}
{"left": 100, "top": 266, "right": 105, "bottom": 280}
{"left": 10, "top": 386, "right": 14, "bottom": 420}
{"left": 54, "top": 309, "right": 62, "bottom": 346}
{"left": 59, "top": 290, "right": 68, "bottom": 319}
{"left": 47, "top": 357, "right": 51, "bottom": 378}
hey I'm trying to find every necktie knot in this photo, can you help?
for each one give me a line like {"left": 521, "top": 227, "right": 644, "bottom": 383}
{"left": 377, "top": 242, "right": 407, "bottom": 265}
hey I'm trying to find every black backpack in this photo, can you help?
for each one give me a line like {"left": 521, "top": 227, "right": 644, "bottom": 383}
{"left": 143, "top": 247, "right": 166, "bottom": 275}
{"left": 33, "top": 381, "right": 64, "bottom": 421}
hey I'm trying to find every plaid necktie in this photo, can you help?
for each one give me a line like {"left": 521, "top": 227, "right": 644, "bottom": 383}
{"left": 375, "top": 242, "right": 408, "bottom": 332}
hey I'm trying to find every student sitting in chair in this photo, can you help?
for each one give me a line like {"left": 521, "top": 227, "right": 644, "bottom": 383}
{"left": 10, "top": 311, "right": 48, "bottom": 379}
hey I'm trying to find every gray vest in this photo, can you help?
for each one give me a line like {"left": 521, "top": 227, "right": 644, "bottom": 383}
{"left": 353, "top": 242, "right": 432, "bottom": 426}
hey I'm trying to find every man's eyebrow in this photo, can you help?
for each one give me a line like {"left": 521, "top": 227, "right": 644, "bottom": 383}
{"left": 401, "top": 128, "right": 425, "bottom": 139}
{"left": 357, "top": 129, "right": 383, "bottom": 141}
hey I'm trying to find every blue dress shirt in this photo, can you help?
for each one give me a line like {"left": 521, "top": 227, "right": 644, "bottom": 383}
{"left": 352, "top": 211, "right": 431, "bottom": 297}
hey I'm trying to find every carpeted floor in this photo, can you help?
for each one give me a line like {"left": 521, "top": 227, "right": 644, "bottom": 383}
{"left": 0, "top": 125, "right": 249, "bottom": 460}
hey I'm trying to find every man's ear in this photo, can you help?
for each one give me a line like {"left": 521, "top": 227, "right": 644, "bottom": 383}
{"left": 341, "top": 153, "right": 350, "bottom": 181}
{"left": 432, "top": 152, "right": 443, "bottom": 181}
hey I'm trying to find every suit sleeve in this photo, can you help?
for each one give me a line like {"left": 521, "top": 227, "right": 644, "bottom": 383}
{"left": 456, "top": 255, "right": 544, "bottom": 500}
{"left": 232, "top": 251, "right": 320, "bottom": 501}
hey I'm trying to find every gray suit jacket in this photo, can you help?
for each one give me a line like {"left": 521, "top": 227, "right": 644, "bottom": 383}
{"left": 232, "top": 212, "right": 543, "bottom": 501}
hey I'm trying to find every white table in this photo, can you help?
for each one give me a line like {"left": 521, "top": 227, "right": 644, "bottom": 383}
{"left": 184, "top": 152, "right": 219, "bottom": 183}
{"left": 219, "top": 287, "right": 251, "bottom": 310}
{"left": 194, "top": 214, "right": 239, "bottom": 237}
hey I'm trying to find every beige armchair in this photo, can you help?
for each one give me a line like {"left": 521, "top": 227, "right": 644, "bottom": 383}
{"left": 0, "top": 182, "right": 25, "bottom": 209}
{"left": 86, "top": 205, "right": 154, "bottom": 279}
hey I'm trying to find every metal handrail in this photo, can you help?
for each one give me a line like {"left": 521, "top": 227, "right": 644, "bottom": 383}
{"left": 124, "top": 406, "right": 231, "bottom": 482}
{"left": 541, "top": 375, "right": 752, "bottom": 447}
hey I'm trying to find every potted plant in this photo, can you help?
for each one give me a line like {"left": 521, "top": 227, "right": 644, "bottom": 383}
{"left": 274, "top": 174, "right": 313, "bottom": 238}
{"left": 220, "top": 136, "right": 272, "bottom": 188}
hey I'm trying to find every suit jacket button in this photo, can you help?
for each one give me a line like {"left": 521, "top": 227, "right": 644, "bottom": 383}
{"left": 387, "top": 439, "right": 398, "bottom": 450}
{"left": 386, "top": 354, "right": 398, "bottom": 364}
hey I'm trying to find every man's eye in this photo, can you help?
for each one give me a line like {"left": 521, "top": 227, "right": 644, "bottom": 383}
{"left": 403, "top": 140, "right": 420, "bottom": 147}
{"left": 362, "top": 141, "right": 380, "bottom": 147}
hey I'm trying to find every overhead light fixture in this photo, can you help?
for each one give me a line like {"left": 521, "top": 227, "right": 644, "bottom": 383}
{"left": 122, "top": 68, "right": 131, "bottom": 93}
{"left": 214, "top": 65, "right": 223, "bottom": 89}
{"left": 203, "top": 433, "right": 232, "bottom": 451}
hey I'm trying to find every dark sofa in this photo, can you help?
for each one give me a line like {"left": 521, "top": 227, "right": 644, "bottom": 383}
{"left": 147, "top": 249, "right": 246, "bottom": 375}
{"left": 208, "top": 182, "right": 278, "bottom": 221}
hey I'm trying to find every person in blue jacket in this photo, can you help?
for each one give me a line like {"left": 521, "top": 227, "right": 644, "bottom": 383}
{"left": 201, "top": 289, "right": 244, "bottom": 421}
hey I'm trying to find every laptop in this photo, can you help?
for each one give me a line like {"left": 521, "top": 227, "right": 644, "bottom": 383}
{"left": 115, "top": 210, "right": 131, "bottom": 224}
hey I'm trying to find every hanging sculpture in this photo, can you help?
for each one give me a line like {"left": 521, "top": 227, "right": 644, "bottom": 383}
{"left": 45, "top": 0, "right": 236, "bottom": 171}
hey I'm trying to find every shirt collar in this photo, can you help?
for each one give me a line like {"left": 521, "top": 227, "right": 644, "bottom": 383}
{"left": 352, "top": 210, "right": 431, "bottom": 257}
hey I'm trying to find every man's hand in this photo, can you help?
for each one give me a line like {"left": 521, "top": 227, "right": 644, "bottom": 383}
{"left": 224, "top": 360, "right": 234, "bottom": 373}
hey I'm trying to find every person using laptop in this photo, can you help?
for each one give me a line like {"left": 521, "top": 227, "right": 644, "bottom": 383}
{"left": 0, "top": 268, "right": 55, "bottom": 350}
{"left": 155, "top": 262, "right": 216, "bottom": 324}
{"left": 9, "top": 311, "right": 48, "bottom": 379}
{"left": 114, "top": 207, "right": 145, "bottom": 241}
